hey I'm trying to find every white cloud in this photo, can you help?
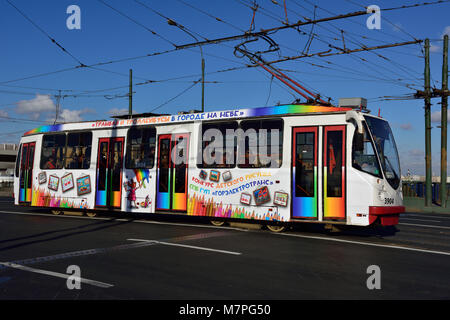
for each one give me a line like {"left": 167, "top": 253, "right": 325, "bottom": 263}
{"left": 431, "top": 110, "right": 449, "bottom": 123}
{"left": 0, "top": 110, "right": 8, "bottom": 117}
{"left": 109, "top": 107, "right": 128, "bottom": 117}
{"left": 430, "top": 44, "right": 441, "bottom": 53}
{"left": 408, "top": 149, "right": 424, "bottom": 157}
{"left": 47, "top": 108, "right": 94, "bottom": 123}
{"left": 399, "top": 123, "right": 412, "bottom": 130}
{"left": 15, "top": 94, "right": 55, "bottom": 120}
{"left": 442, "top": 26, "right": 450, "bottom": 38}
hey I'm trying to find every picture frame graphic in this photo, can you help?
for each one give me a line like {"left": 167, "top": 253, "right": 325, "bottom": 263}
{"left": 209, "top": 170, "right": 220, "bottom": 182}
{"left": 240, "top": 193, "right": 251, "bottom": 205}
{"left": 222, "top": 170, "right": 232, "bottom": 182}
{"left": 199, "top": 170, "right": 207, "bottom": 180}
{"left": 38, "top": 172, "right": 47, "bottom": 185}
{"left": 253, "top": 186, "right": 270, "bottom": 205}
{"left": 61, "top": 173, "right": 74, "bottom": 193}
{"left": 77, "top": 175, "right": 91, "bottom": 196}
{"left": 273, "top": 191, "right": 289, "bottom": 207}
{"left": 48, "top": 175, "right": 59, "bottom": 191}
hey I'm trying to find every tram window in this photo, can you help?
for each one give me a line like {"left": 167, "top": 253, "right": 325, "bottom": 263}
{"left": 295, "top": 132, "right": 315, "bottom": 197}
{"left": 352, "top": 125, "right": 382, "bottom": 178}
{"left": 15, "top": 144, "right": 22, "bottom": 177}
{"left": 199, "top": 121, "right": 238, "bottom": 168}
{"left": 126, "top": 127, "right": 156, "bottom": 169}
{"left": 64, "top": 132, "right": 92, "bottom": 169}
{"left": 174, "top": 136, "right": 187, "bottom": 193}
{"left": 158, "top": 138, "right": 170, "bottom": 193}
{"left": 98, "top": 141, "right": 108, "bottom": 191}
{"left": 40, "top": 133, "right": 66, "bottom": 169}
{"left": 326, "top": 131, "right": 343, "bottom": 197}
{"left": 238, "top": 119, "right": 283, "bottom": 168}
{"left": 111, "top": 139, "right": 123, "bottom": 191}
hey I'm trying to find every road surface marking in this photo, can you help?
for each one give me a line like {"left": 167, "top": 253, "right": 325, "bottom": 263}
{"left": 0, "top": 231, "right": 232, "bottom": 271}
{"left": 400, "top": 218, "right": 441, "bottom": 223}
{"left": 399, "top": 222, "right": 450, "bottom": 230}
{"left": 0, "top": 210, "right": 249, "bottom": 231}
{"left": 0, "top": 262, "right": 113, "bottom": 288}
{"left": 406, "top": 213, "right": 450, "bottom": 220}
{"left": 128, "top": 238, "right": 242, "bottom": 255}
{"left": 275, "top": 233, "right": 450, "bottom": 256}
{"left": 0, "top": 241, "right": 160, "bottom": 271}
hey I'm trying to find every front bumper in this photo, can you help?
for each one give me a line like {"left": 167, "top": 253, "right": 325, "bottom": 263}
{"left": 368, "top": 206, "right": 405, "bottom": 226}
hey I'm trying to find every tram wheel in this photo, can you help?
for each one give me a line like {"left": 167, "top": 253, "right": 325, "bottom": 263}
{"left": 51, "top": 209, "right": 63, "bottom": 215}
{"left": 266, "top": 224, "right": 286, "bottom": 233}
{"left": 210, "top": 219, "right": 226, "bottom": 227}
{"left": 85, "top": 211, "right": 98, "bottom": 218}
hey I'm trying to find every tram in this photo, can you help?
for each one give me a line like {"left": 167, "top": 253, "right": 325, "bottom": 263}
{"left": 13, "top": 103, "right": 404, "bottom": 231}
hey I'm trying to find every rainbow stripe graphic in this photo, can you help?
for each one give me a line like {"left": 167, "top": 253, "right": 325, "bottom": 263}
{"left": 292, "top": 167, "right": 318, "bottom": 218}
{"left": 24, "top": 124, "right": 63, "bottom": 136}
{"left": 246, "top": 104, "right": 351, "bottom": 117}
{"left": 323, "top": 168, "right": 346, "bottom": 219}
{"left": 133, "top": 169, "right": 150, "bottom": 188}
{"left": 23, "top": 104, "right": 351, "bottom": 136}
{"left": 156, "top": 168, "right": 171, "bottom": 210}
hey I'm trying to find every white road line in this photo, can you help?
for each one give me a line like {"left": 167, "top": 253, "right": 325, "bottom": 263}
{"left": 400, "top": 218, "right": 441, "bottom": 223}
{"left": 0, "top": 210, "right": 249, "bottom": 232}
{"left": 399, "top": 222, "right": 450, "bottom": 230}
{"left": 274, "top": 233, "right": 450, "bottom": 256}
{"left": 0, "top": 262, "right": 113, "bottom": 288}
{"left": 406, "top": 213, "right": 450, "bottom": 220}
{"left": 128, "top": 238, "right": 242, "bottom": 256}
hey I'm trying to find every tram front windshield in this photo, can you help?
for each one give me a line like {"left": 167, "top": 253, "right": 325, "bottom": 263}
{"left": 364, "top": 115, "right": 401, "bottom": 190}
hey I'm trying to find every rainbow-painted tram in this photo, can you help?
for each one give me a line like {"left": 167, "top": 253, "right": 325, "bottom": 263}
{"left": 14, "top": 104, "right": 404, "bottom": 231}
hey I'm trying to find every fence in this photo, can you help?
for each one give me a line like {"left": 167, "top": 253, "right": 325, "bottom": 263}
{"left": 402, "top": 181, "right": 450, "bottom": 204}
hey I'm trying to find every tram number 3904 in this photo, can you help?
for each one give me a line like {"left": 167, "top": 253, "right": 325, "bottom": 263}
{"left": 384, "top": 198, "right": 394, "bottom": 205}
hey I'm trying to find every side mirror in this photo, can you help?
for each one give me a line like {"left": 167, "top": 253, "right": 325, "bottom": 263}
{"left": 354, "top": 132, "right": 364, "bottom": 152}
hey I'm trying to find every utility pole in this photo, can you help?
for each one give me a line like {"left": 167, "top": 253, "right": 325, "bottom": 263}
{"left": 416, "top": 37, "right": 450, "bottom": 208}
{"left": 440, "top": 35, "right": 448, "bottom": 208}
{"left": 129, "top": 69, "right": 133, "bottom": 119}
{"left": 54, "top": 90, "right": 62, "bottom": 124}
{"left": 201, "top": 58, "right": 205, "bottom": 112}
{"left": 424, "top": 39, "right": 432, "bottom": 207}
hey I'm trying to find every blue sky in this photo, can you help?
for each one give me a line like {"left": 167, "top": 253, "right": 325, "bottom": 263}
{"left": 0, "top": 0, "right": 449, "bottom": 175}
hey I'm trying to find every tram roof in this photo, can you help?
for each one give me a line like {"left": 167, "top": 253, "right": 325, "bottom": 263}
{"left": 23, "top": 104, "right": 354, "bottom": 137}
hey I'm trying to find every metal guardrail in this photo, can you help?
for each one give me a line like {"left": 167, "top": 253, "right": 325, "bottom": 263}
{"left": 403, "top": 181, "right": 449, "bottom": 203}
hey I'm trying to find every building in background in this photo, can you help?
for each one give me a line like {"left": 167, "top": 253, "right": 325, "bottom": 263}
{"left": 0, "top": 144, "right": 18, "bottom": 181}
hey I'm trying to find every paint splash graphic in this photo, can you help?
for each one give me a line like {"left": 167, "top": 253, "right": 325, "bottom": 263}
{"left": 133, "top": 169, "right": 150, "bottom": 188}
{"left": 187, "top": 194, "right": 284, "bottom": 221}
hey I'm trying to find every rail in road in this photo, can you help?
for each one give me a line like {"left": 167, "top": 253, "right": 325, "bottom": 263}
{"left": 0, "top": 196, "right": 449, "bottom": 300}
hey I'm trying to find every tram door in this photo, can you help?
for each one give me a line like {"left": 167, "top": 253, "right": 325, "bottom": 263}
{"left": 292, "top": 127, "right": 318, "bottom": 219}
{"left": 323, "top": 126, "right": 346, "bottom": 220}
{"left": 291, "top": 126, "right": 346, "bottom": 220}
{"left": 95, "top": 137, "right": 124, "bottom": 209}
{"left": 18, "top": 142, "right": 35, "bottom": 204}
{"left": 156, "top": 133, "right": 189, "bottom": 212}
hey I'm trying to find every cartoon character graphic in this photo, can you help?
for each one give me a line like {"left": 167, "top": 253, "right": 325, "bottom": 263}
{"left": 141, "top": 195, "right": 151, "bottom": 208}
{"left": 123, "top": 179, "right": 141, "bottom": 208}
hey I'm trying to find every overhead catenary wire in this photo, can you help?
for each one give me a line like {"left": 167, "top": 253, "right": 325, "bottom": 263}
{"left": 2, "top": 0, "right": 448, "bottom": 120}
{"left": 96, "top": 0, "right": 177, "bottom": 47}
{"left": 4, "top": 0, "right": 85, "bottom": 66}
{"left": 148, "top": 79, "right": 201, "bottom": 113}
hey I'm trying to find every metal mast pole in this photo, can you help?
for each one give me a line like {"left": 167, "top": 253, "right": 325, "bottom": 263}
{"left": 440, "top": 35, "right": 448, "bottom": 207}
{"left": 424, "top": 39, "right": 432, "bottom": 207}
{"left": 129, "top": 69, "right": 133, "bottom": 119}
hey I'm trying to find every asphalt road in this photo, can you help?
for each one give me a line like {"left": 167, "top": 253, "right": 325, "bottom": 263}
{"left": 0, "top": 196, "right": 449, "bottom": 300}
